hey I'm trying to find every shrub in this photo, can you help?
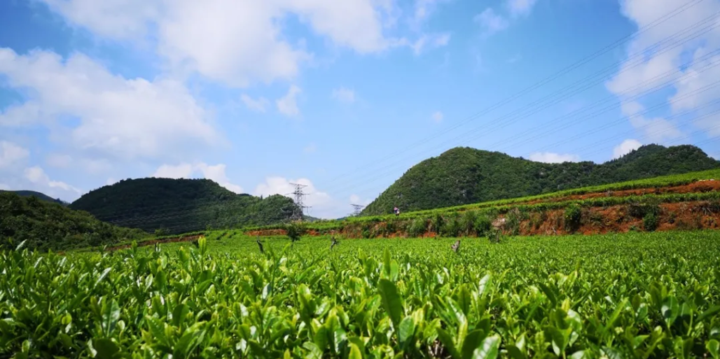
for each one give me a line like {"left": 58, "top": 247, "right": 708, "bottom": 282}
{"left": 459, "top": 211, "right": 477, "bottom": 235}
{"left": 286, "top": 222, "right": 306, "bottom": 242}
{"left": 408, "top": 218, "right": 427, "bottom": 237}
{"left": 643, "top": 213, "right": 659, "bottom": 231}
{"left": 564, "top": 204, "right": 582, "bottom": 233}
{"left": 474, "top": 215, "right": 492, "bottom": 237}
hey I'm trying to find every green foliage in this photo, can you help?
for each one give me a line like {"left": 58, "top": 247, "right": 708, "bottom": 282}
{"left": 408, "top": 218, "right": 427, "bottom": 237}
{"left": 0, "top": 192, "right": 147, "bottom": 251}
{"left": 0, "top": 190, "right": 67, "bottom": 205}
{"left": 643, "top": 213, "right": 659, "bottom": 232}
{"left": 70, "top": 178, "right": 299, "bottom": 234}
{"left": 2, "top": 231, "right": 720, "bottom": 357}
{"left": 474, "top": 214, "right": 492, "bottom": 237}
{"left": 362, "top": 145, "right": 720, "bottom": 215}
{"left": 564, "top": 204, "right": 582, "bottom": 233}
{"left": 286, "top": 222, "right": 306, "bottom": 242}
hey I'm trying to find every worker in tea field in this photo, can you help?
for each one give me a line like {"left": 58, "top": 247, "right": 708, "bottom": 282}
{"left": 393, "top": 206, "right": 400, "bottom": 216}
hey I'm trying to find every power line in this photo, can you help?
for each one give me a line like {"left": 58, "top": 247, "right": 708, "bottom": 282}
{"left": 318, "top": 0, "right": 709, "bottom": 186}
{"left": 289, "top": 183, "right": 310, "bottom": 221}
{"left": 317, "top": 13, "right": 720, "bottom": 196}
{"left": 351, "top": 204, "right": 364, "bottom": 217}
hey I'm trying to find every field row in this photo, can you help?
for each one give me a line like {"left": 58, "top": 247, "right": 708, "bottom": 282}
{"left": 3, "top": 232, "right": 720, "bottom": 357}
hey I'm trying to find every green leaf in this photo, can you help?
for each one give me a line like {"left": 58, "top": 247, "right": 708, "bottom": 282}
{"left": 92, "top": 338, "right": 120, "bottom": 359}
{"left": 478, "top": 274, "right": 492, "bottom": 297}
{"left": 697, "top": 305, "right": 720, "bottom": 322}
{"left": 662, "top": 296, "right": 679, "bottom": 327}
{"left": 507, "top": 346, "right": 527, "bottom": 359}
{"left": 471, "top": 335, "right": 500, "bottom": 359}
{"left": 707, "top": 339, "right": 719, "bottom": 359}
{"left": 461, "top": 330, "right": 488, "bottom": 359}
{"left": 437, "top": 327, "right": 462, "bottom": 359}
{"left": 398, "top": 316, "right": 416, "bottom": 347}
{"left": 349, "top": 342, "right": 363, "bottom": 359}
{"left": 101, "top": 299, "right": 120, "bottom": 337}
{"left": 378, "top": 279, "right": 403, "bottom": 329}
{"left": 172, "top": 303, "right": 189, "bottom": 328}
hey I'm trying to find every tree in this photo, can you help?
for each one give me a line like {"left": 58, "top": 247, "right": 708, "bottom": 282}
{"left": 286, "top": 222, "right": 306, "bottom": 242}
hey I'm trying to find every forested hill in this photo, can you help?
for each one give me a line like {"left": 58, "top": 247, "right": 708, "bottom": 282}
{"left": 69, "top": 178, "right": 299, "bottom": 234}
{"left": 0, "top": 190, "right": 68, "bottom": 205}
{"left": 0, "top": 192, "right": 146, "bottom": 251}
{"left": 362, "top": 144, "right": 720, "bottom": 215}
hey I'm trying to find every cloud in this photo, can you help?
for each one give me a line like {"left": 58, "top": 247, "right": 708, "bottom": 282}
{"left": 432, "top": 111, "right": 444, "bottom": 123}
{"left": 304, "top": 143, "right": 317, "bottom": 154}
{"left": 0, "top": 183, "right": 9, "bottom": 190}
{"left": 620, "top": 101, "right": 683, "bottom": 142}
{"left": 606, "top": 0, "right": 720, "bottom": 142}
{"left": 253, "top": 176, "right": 340, "bottom": 218}
{"left": 24, "top": 166, "right": 81, "bottom": 194}
{"left": 241, "top": 94, "right": 270, "bottom": 113}
{"left": 507, "top": 0, "right": 538, "bottom": 17}
{"left": 276, "top": 85, "right": 302, "bottom": 117}
{"left": 0, "top": 141, "right": 29, "bottom": 169}
{"left": 0, "top": 49, "right": 220, "bottom": 161}
{"left": 474, "top": 8, "right": 509, "bottom": 36}
{"left": 613, "top": 139, "right": 643, "bottom": 159}
{"left": 331, "top": 87, "right": 356, "bottom": 103}
{"left": 412, "top": 0, "right": 449, "bottom": 26}
{"left": 408, "top": 33, "right": 451, "bottom": 55}
{"left": 39, "top": 0, "right": 430, "bottom": 87}
{"left": 106, "top": 177, "right": 117, "bottom": 186}
{"left": 350, "top": 194, "right": 372, "bottom": 206}
{"left": 152, "top": 162, "right": 243, "bottom": 193}
{"left": 46, "top": 154, "right": 72, "bottom": 168}
{"left": 529, "top": 152, "right": 580, "bottom": 163}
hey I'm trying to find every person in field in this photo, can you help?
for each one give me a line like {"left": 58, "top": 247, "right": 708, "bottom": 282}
{"left": 393, "top": 206, "right": 400, "bottom": 216}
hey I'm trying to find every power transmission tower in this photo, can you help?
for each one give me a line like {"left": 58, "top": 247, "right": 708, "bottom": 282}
{"left": 289, "top": 183, "right": 310, "bottom": 222}
{"left": 351, "top": 204, "right": 364, "bottom": 217}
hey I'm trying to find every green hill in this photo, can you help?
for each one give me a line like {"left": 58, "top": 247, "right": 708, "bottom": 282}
{"left": 0, "top": 190, "right": 68, "bottom": 205}
{"left": 362, "top": 144, "right": 720, "bottom": 215}
{"left": 0, "top": 192, "right": 147, "bottom": 251}
{"left": 69, "top": 178, "right": 299, "bottom": 234}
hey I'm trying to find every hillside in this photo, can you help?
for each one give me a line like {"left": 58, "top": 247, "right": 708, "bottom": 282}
{"left": 0, "top": 191, "right": 147, "bottom": 251}
{"left": 362, "top": 144, "right": 720, "bottom": 215}
{"left": 0, "top": 190, "right": 68, "bottom": 205}
{"left": 69, "top": 178, "right": 299, "bottom": 234}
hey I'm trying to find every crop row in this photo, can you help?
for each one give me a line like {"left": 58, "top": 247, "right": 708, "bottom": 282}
{"left": 2, "top": 232, "right": 720, "bottom": 357}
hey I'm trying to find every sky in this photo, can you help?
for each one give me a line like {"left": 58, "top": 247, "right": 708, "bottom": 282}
{"left": 1, "top": 0, "right": 719, "bottom": 219}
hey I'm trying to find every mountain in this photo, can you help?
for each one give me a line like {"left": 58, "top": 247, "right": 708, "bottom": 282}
{"left": 0, "top": 190, "right": 68, "bottom": 205}
{"left": 69, "top": 178, "right": 299, "bottom": 234}
{"left": 362, "top": 144, "right": 720, "bottom": 215}
{"left": 0, "top": 191, "right": 147, "bottom": 251}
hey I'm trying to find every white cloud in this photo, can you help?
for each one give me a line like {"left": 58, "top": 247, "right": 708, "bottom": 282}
{"left": 0, "top": 141, "right": 29, "bottom": 169}
{"left": 408, "top": 33, "right": 451, "bottom": 55}
{"left": 432, "top": 111, "right": 444, "bottom": 123}
{"left": 350, "top": 194, "right": 372, "bottom": 206}
{"left": 24, "top": 166, "right": 81, "bottom": 194}
{"left": 507, "top": 0, "right": 538, "bottom": 17}
{"left": 253, "top": 176, "right": 340, "bottom": 218}
{"left": 613, "top": 139, "right": 643, "bottom": 159}
{"left": 152, "top": 162, "right": 243, "bottom": 193}
{"left": 474, "top": 8, "right": 509, "bottom": 36}
{"left": 0, "top": 49, "right": 220, "bottom": 161}
{"left": 106, "top": 177, "right": 117, "bottom": 186}
{"left": 241, "top": 94, "right": 270, "bottom": 113}
{"left": 304, "top": 143, "right": 317, "bottom": 154}
{"left": 412, "top": 0, "right": 449, "bottom": 26}
{"left": 331, "top": 87, "right": 356, "bottom": 103}
{"left": 529, "top": 152, "right": 580, "bottom": 163}
{"left": 46, "top": 154, "right": 72, "bottom": 168}
{"left": 620, "top": 101, "right": 683, "bottom": 142}
{"left": 40, "top": 0, "right": 432, "bottom": 87}
{"left": 276, "top": 85, "right": 302, "bottom": 117}
{"left": 607, "top": 0, "right": 720, "bottom": 141}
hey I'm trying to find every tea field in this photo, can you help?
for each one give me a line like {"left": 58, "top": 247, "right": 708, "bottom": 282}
{"left": 2, "top": 231, "right": 720, "bottom": 358}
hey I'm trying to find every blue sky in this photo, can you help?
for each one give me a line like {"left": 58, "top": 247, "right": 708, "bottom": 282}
{"left": 1, "top": 0, "right": 719, "bottom": 218}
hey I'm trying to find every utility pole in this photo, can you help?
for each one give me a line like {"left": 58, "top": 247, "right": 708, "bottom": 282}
{"left": 289, "top": 183, "right": 310, "bottom": 222}
{"left": 351, "top": 204, "right": 364, "bottom": 217}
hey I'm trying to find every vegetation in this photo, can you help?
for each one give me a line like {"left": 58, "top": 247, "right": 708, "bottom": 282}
{"left": 70, "top": 178, "right": 299, "bottom": 234}
{"left": 2, "top": 231, "right": 720, "bottom": 357}
{"left": 0, "top": 190, "right": 68, "bottom": 205}
{"left": 0, "top": 192, "right": 147, "bottom": 251}
{"left": 362, "top": 144, "right": 720, "bottom": 215}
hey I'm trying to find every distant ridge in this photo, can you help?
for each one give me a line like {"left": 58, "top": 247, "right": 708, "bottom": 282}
{"left": 70, "top": 178, "right": 300, "bottom": 234}
{"left": 362, "top": 144, "right": 720, "bottom": 215}
{"left": 1, "top": 190, "right": 68, "bottom": 206}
